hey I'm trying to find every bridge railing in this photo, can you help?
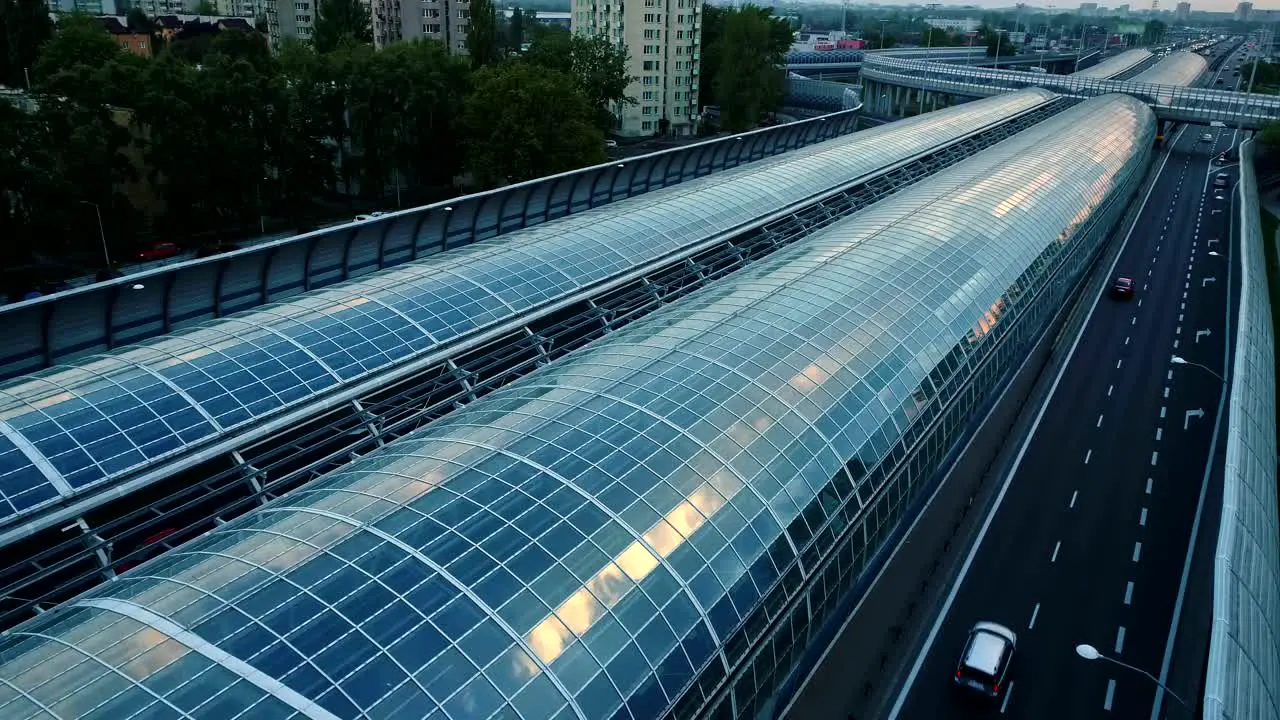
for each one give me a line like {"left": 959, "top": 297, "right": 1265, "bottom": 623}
{"left": 0, "top": 109, "right": 862, "bottom": 382}
{"left": 861, "top": 55, "right": 1280, "bottom": 128}
{"left": 1203, "top": 136, "right": 1280, "bottom": 720}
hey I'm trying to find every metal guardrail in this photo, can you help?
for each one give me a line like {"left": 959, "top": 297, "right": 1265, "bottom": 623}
{"left": 786, "top": 77, "right": 863, "bottom": 113}
{"left": 860, "top": 55, "right": 1280, "bottom": 128}
{"left": 0, "top": 110, "right": 862, "bottom": 383}
{"left": 1203, "top": 137, "right": 1280, "bottom": 720}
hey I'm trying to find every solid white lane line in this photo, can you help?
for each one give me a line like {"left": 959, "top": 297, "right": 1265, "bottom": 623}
{"left": 1133, "top": 541, "right": 1143, "bottom": 562}
{"left": 1105, "top": 679, "right": 1117, "bottom": 711}
{"left": 1051, "top": 541, "right": 1061, "bottom": 563}
{"left": 1115, "top": 626, "right": 1127, "bottom": 654}
{"left": 1146, "top": 477, "right": 1153, "bottom": 494}
{"left": 1140, "top": 507, "right": 1149, "bottom": 527}
{"left": 1001, "top": 681, "right": 1015, "bottom": 714}
{"left": 1070, "top": 490, "right": 1078, "bottom": 509}
{"left": 1124, "top": 581, "right": 1134, "bottom": 605}
{"left": 1029, "top": 603, "right": 1040, "bottom": 630}
{"left": 1085, "top": 449, "right": 1092, "bottom": 464}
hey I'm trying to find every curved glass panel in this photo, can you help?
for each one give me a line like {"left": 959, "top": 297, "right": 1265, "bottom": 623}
{"left": 1128, "top": 51, "right": 1208, "bottom": 86}
{"left": 0, "top": 93, "right": 1155, "bottom": 720}
{"left": 1073, "top": 49, "right": 1153, "bottom": 79}
{"left": 0, "top": 89, "right": 1058, "bottom": 528}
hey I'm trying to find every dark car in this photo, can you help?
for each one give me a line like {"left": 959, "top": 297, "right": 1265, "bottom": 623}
{"left": 137, "top": 241, "right": 181, "bottom": 261}
{"left": 1111, "top": 276, "right": 1135, "bottom": 300}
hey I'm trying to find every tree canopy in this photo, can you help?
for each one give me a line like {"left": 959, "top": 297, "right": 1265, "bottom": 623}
{"left": 463, "top": 61, "right": 605, "bottom": 186}
{"left": 0, "top": 0, "right": 53, "bottom": 88}
{"left": 466, "top": 0, "right": 500, "bottom": 68}
{"left": 710, "top": 4, "right": 789, "bottom": 132}
{"left": 524, "top": 27, "right": 634, "bottom": 129}
{"left": 312, "top": 0, "right": 373, "bottom": 53}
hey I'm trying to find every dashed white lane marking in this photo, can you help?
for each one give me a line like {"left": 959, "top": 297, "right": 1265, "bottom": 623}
{"left": 1029, "top": 603, "right": 1040, "bottom": 630}
{"left": 1051, "top": 541, "right": 1061, "bottom": 563}
{"left": 1070, "top": 490, "right": 1078, "bottom": 509}
{"left": 1132, "top": 317, "right": 1137, "bottom": 326}
{"left": 1133, "top": 541, "right": 1143, "bottom": 562}
{"left": 1116, "top": 359, "right": 1123, "bottom": 369}
{"left": 1125, "top": 336, "right": 1131, "bottom": 345}
{"left": 1097, "top": 414, "right": 1104, "bottom": 428}
{"left": 1104, "top": 679, "right": 1117, "bottom": 711}
{"left": 1115, "top": 626, "right": 1127, "bottom": 654}
{"left": 1140, "top": 507, "right": 1149, "bottom": 526}
{"left": 1124, "top": 581, "right": 1134, "bottom": 606}
{"left": 1164, "top": 387, "right": 1170, "bottom": 398}
{"left": 1146, "top": 477, "right": 1153, "bottom": 494}
{"left": 1167, "top": 370, "right": 1174, "bottom": 381}
{"left": 1156, "top": 428, "right": 1163, "bottom": 441}
{"left": 1151, "top": 451, "right": 1159, "bottom": 467}
{"left": 1160, "top": 406, "right": 1167, "bottom": 418}
{"left": 1085, "top": 449, "right": 1092, "bottom": 464}
{"left": 1001, "top": 681, "right": 1015, "bottom": 714}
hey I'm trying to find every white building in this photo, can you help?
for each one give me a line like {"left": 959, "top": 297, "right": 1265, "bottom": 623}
{"left": 924, "top": 17, "right": 980, "bottom": 33}
{"left": 571, "top": 0, "right": 702, "bottom": 138}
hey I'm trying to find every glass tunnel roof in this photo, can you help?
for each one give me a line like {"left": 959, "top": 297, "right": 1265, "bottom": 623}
{"left": 0, "top": 89, "right": 1059, "bottom": 530}
{"left": 1072, "top": 48, "right": 1153, "bottom": 79}
{"left": 1128, "top": 50, "right": 1208, "bottom": 86}
{"left": 0, "top": 93, "right": 1154, "bottom": 720}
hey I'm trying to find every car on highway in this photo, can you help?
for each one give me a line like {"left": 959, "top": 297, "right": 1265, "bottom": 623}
{"left": 953, "top": 621, "right": 1016, "bottom": 700}
{"left": 354, "top": 211, "right": 387, "bottom": 222}
{"left": 1200, "top": 132, "right": 1214, "bottom": 142}
{"left": 136, "top": 241, "right": 181, "bottom": 262}
{"left": 1111, "top": 276, "right": 1135, "bottom": 300}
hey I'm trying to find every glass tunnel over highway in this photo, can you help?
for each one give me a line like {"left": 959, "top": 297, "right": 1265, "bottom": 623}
{"left": 0, "top": 91, "right": 1059, "bottom": 533}
{"left": 0, "top": 93, "right": 1157, "bottom": 720}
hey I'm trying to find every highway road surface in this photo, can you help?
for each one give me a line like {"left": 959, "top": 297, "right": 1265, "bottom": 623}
{"left": 886, "top": 70, "right": 1242, "bottom": 719}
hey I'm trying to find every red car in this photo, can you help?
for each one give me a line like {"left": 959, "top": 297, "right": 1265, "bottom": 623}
{"left": 1110, "top": 276, "right": 1135, "bottom": 300}
{"left": 136, "top": 242, "right": 181, "bottom": 261}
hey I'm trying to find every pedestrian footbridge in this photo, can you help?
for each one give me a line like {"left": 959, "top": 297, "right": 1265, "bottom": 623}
{"left": 860, "top": 54, "right": 1280, "bottom": 129}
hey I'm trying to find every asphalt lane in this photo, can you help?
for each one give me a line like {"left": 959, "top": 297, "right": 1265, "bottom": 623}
{"left": 886, "top": 109, "right": 1239, "bottom": 719}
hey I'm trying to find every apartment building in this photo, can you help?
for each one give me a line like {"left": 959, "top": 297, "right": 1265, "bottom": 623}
{"left": 572, "top": 0, "right": 702, "bottom": 137}
{"left": 1173, "top": 1, "right": 1190, "bottom": 21}
{"left": 266, "top": 0, "right": 470, "bottom": 53}
{"left": 402, "top": 0, "right": 471, "bottom": 55}
{"left": 215, "top": 0, "right": 257, "bottom": 16}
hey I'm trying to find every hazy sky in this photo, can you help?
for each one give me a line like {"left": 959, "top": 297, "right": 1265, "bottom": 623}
{"left": 787, "top": 0, "right": 1280, "bottom": 13}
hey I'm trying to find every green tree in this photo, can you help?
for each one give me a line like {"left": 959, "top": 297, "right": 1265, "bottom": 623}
{"left": 125, "top": 7, "right": 152, "bottom": 32}
{"left": 1, "top": 0, "right": 54, "bottom": 88}
{"left": 1260, "top": 120, "right": 1280, "bottom": 146}
{"left": 466, "top": 0, "right": 499, "bottom": 68}
{"left": 312, "top": 0, "right": 372, "bottom": 53}
{"left": 863, "top": 31, "right": 896, "bottom": 49}
{"left": 1142, "top": 19, "right": 1166, "bottom": 45}
{"left": 922, "top": 27, "right": 950, "bottom": 48}
{"left": 986, "top": 33, "right": 1018, "bottom": 56}
{"left": 463, "top": 61, "right": 604, "bottom": 187}
{"left": 34, "top": 14, "right": 128, "bottom": 89}
{"left": 525, "top": 27, "right": 634, "bottom": 129}
{"left": 507, "top": 7, "right": 525, "bottom": 51}
{"left": 193, "top": 0, "right": 216, "bottom": 14}
{"left": 714, "top": 4, "right": 788, "bottom": 132}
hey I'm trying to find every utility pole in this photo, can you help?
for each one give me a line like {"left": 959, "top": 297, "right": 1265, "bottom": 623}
{"left": 841, "top": 0, "right": 849, "bottom": 34}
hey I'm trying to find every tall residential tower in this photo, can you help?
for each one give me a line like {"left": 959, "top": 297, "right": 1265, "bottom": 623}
{"left": 572, "top": 0, "right": 703, "bottom": 137}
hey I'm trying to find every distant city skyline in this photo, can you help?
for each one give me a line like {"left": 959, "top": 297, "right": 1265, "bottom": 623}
{"left": 778, "top": 0, "right": 1278, "bottom": 14}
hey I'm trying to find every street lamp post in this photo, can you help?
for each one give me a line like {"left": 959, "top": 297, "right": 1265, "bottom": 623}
{"left": 881, "top": 19, "right": 889, "bottom": 50}
{"left": 78, "top": 200, "right": 111, "bottom": 271}
{"left": 1074, "top": 644, "right": 1194, "bottom": 714}
{"left": 1171, "top": 355, "right": 1228, "bottom": 384}
{"left": 995, "top": 29, "right": 1006, "bottom": 71}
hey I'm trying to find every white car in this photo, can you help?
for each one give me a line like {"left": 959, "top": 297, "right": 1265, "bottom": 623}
{"left": 1200, "top": 133, "right": 1214, "bottom": 142}
{"left": 953, "top": 621, "right": 1016, "bottom": 700}
{"left": 354, "top": 211, "right": 387, "bottom": 222}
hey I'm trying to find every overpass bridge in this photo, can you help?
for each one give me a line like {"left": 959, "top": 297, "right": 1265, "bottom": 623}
{"left": 786, "top": 46, "right": 1097, "bottom": 79}
{"left": 860, "top": 52, "right": 1280, "bottom": 129}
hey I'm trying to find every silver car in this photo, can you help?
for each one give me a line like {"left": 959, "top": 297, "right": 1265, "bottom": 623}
{"left": 953, "top": 621, "right": 1016, "bottom": 699}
